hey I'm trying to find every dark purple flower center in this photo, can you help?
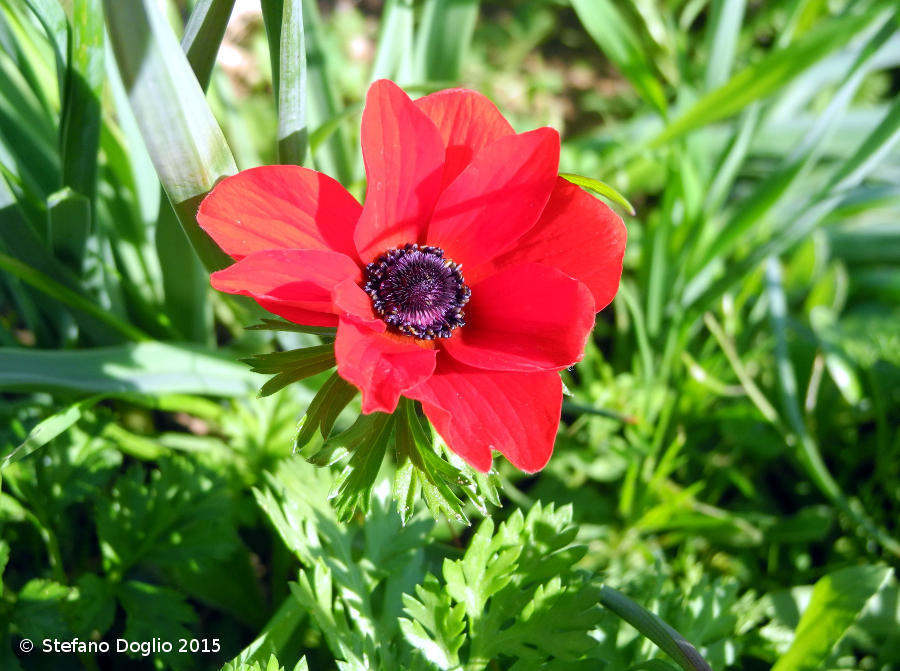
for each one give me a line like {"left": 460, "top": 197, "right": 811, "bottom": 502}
{"left": 364, "top": 244, "right": 471, "bottom": 340}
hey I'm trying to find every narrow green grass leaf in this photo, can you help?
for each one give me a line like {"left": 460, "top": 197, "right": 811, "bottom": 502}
{"left": 59, "top": 0, "right": 103, "bottom": 204}
{"left": 370, "top": 0, "right": 414, "bottom": 82}
{"left": 571, "top": 0, "right": 668, "bottom": 114}
{"left": 155, "top": 196, "right": 209, "bottom": 342}
{"left": 704, "top": 0, "right": 746, "bottom": 90}
{"left": 0, "top": 342, "right": 261, "bottom": 396}
{"left": 826, "top": 95, "right": 900, "bottom": 193}
{"left": 766, "top": 258, "right": 900, "bottom": 557}
{"left": 772, "top": 566, "right": 892, "bottom": 671}
{"left": 560, "top": 173, "right": 636, "bottom": 215}
{"left": 1, "top": 397, "right": 100, "bottom": 469}
{"left": 599, "top": 585, "right": 712, "bottom": 671}
{"left": 21, "top": 0, "right": 67, "bottom": 101}
{"left": 301, "top": 0, "right": 352, "bottom": 183}
{"left": 0, "top": 250, "right": 148, "bottom": 341}
{"left": 47, "top": 187, "right": 90, "bottom": 272}
{"left": 414, "top": 0, "right": 479, "bottom": 82}
{"left": 685, "top": 98, "right": 900, "bottom": 312}
{"left": 651, "top": 5, "right": 889, "bottom": 146}
{"left": 181, "top": 0, "right": 236, "bottom": 91}
{"left": 104, "top": 0, "right": 237, "bottom": 273}
{"left": 274, "top": 0, "right": 307, "bottom": 165}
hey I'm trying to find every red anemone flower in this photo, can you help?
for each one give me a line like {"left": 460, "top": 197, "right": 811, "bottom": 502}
{"left": 197, "top": 80, "right": 625, "bottom": 473}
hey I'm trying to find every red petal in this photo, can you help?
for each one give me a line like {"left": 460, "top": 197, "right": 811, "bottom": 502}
{"left": 197, "top": 165, "right": 361, "bottom": 261}
{"left": 335, "top": 318, "right": 437, "bottom": 414}
{"left": 354, "top": 80, "right": 446, "bottom": 263}
{"left": 425, "top": 128, "right": 559, "bottom": 270}
{"left": 443, "top": 263, "right": 595, "bottom": 371}
{"left": 210, "top": 249, "right": 372, "bottom": 325}
{"left": 470, "top": 178, "right": 626, "bottom": 310}
{"left": 406, "top": 358, "right": 562, "bottom": 472}
{"left": 414, "top": 88, "right": 514, "bottom": 189}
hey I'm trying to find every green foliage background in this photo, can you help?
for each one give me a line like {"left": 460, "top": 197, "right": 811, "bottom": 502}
{"left": 1, "top": 0, "right": 899, "bottom": 669}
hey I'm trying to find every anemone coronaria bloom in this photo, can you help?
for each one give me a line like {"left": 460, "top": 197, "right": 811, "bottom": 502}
{"left": 198, "top": 80, "right": 625, "bottom": 473}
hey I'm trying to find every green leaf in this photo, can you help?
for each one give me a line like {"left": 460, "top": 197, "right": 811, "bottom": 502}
{"left": 399, "top": 574, "right": 466, "bottom": 670}
{"left": 651, "top": 4, "right": 890, "bottom": 146}
{"left": 444, "top": 516, "right": 520, "bottom": 618}
{"left": 155, "top": 194, "right": 210, "bottom": 342}
{"left": 599, "top": 585, "right": 712, "bottom": 671}
{"left": 96, "top": 459, "right": 238, "bottom": 576}
{"left": 264, "top": 0, "right": 307, "bottom": 165}
{"left": 1, "top": 396, "right": 100, "bottom": 469}
{"left": 301, "top": 0, "right": 352, "bottom": 183}
{"left": 772, "top": 565, "right": 892, "bottom": 671}
{"left": 0, "top": 250, "right": 148, "bottom": 342}
{"left": 246, "top": 318, "right": 337, "bottom": 336}
{"left": 703, "top": 0, "right": 746, "bottom": 91}
{"left": 327, "top": 412, "right": 393, "bottom": 521}
{"left": 46, "top": 187, "right": 90, "bottom": 272}
{"left": 59, "top": 0, "right": 103, "bottom": 204}
{"left": 104, "top": 0, "right": 236, "bottom": 273}
{"left": 0, "top": 342, "right": 261, "bottom": 396}
{"left": 293, "top": 371, "right": 358, "bottom": 451}
{"left": 414, "top": 0, "right": 479, "bottom": 82}
{"left": 243, "top": 345, "right": 336, "bottom": 397}
{"left": 11, "top": 579, "right": 74, "bottom": 642}
{"left": 118, "top": 580, "right": 197, "bottom": 666}
{"left": 224, "top": 597, "right": 308, "bottom": 669}
{"left": 571, "top": 0, "right": 668, "bottom": 114}
{"left": 560, "top": 173, "right": 636, "bottom": 215}
{"left": 181, "top": 0, "right": 236, "bottom": 91}
{"left": 371, "top": 0, "right": 415, "bottom": 82}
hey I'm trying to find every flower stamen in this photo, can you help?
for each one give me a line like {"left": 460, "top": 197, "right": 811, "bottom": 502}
{"left": 364, "top": 244, "right": 471, "bottom": 339}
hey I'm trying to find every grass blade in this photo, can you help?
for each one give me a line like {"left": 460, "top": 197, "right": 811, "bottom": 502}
{"left": 181, "top": 0, "right": 236, "bottom": 91}
{"left": 414, "top": 0, "right": 479, "bottom": 83}
{"left": 0, "top": 342, "right": 261, "bottom": 396}
{"left": 771, "top": 566, "right": 892, "bottom": 671}
{"left": 47, "top": 187, "right": 90, "bottom": 272}
{"left": 703, "top": 0, "right": 746, "bottom": 90}
{"left": 571, "top": 0, "right": 668, "bottom": 114}
{"left": 301, "top": 0, "right": 352, "bottom": 183}
{"left": 266, "top": 0, "right": 307, "bottom": 165}
{"left": 104, "top": 0, "right": 237, "bottom": 273}
{"left": 59, "top": 0, "right": 103, "bottom": 206}
{"left": 0, "top": 249, "right": 149, "bottom": 342}
{"left": 651, "top": 5, "right": 889, "bottom": 146}
{"left": 560, "top": 173, "right": 635, "bottom": 215}
{"left": 371, "top": 0, "right": 414, "bottom": 83}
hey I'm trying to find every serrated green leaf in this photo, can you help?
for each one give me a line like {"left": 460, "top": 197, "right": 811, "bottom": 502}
{"left": 96, "top": 458, "right": 238, "bottom": 576}
{"left": 400, "top": 574, "right": 465, "bottom": 670}
{"left": 245, "top": 344, "right": 334, "bottom": 374}
{"left": 328, "top": 413, "right": 393, "bottom": 521}
{"left": 246, "top": 318, "right": 337, "bottom": 336}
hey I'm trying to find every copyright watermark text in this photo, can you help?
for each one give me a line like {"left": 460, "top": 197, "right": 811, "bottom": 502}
{"left": 17, "top": 637, "right": 221, "bottom": 656}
